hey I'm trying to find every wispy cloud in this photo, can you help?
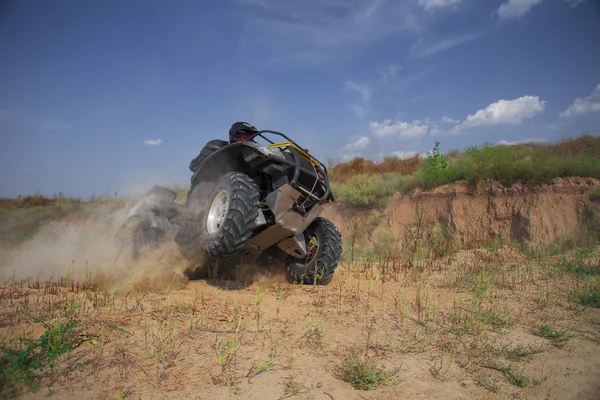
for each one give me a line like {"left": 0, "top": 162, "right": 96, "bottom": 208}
{"left": 559, "top": 83, "right": 600, "bottom": 118}
{"left": 380, "top": 64, "right": 403, "bottom": 83}
{"left": 143, "top": 139, "right": 163, "bottom": 146}
{"left": 348, "top": 104, "right": 368, "bottom": 119}
{"left": 496, "top": 0, "right": 545, "bottom": 20}
{"left": 497, "top": 0, "right": 587, "bottom": 20}
{"left": 565, "top": 0, "right": 587, "bottom": 6}
{"left": 238, "top": 0, "right": 425, "bottom": 65}
{"left": 38, "top": 119, "right": 70, "bottom": 132}
{"left": 344, "top": 80, "right": 373, "bottom": 119}
{"left": 344, "top": 136, "right": 372, "bottom": 151}
{"left": 410, "top": 32, "right": 484, "bottom": 58}
{"left": 418, "top": 0, "right": 464, "bottom": 11}
{"left": 344, "top": 81, "right": 372, "bottom": 102}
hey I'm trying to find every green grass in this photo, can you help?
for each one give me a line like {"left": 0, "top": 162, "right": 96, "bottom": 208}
{"left": 591, "top": 186, "right": 600, "bottom": 202}
{"left": 0, "top": 200, "right": 82, "bottom": 249}
{"left": 332, "top": 136, "right": 600, "bottom": 208}
{"left": 483, "top": 361, "right": 542, "bottom": 389}
{"left": 337, "top": 346, "right": 398, "bottom": 391}
{"left": 536, "top": 325, "right": 572, "bottom": 346}
{"left": 331, "top": 173, "right": 414, "bottom": 208}
{"left": 573, "top": 282, "right": 600, "bottom": 308}
{"left": 0, "top": 318, "right": 81, "bottom": 397}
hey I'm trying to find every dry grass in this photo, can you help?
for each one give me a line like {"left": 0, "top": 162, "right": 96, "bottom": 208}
{"left": 330, "top": 155, "right": 423, "bottom": 184}
{"left": 1, "top": 241, "right": 599, "bottom": 399}
{"left": 330, "top": 135, "right": 600, "bottom": 208}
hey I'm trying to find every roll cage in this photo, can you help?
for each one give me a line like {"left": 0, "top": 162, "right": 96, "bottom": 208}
{"left": 245, "top": 130, "right": 334, "bottom": 204}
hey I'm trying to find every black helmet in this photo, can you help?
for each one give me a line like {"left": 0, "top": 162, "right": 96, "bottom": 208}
{"left": 229, "top": 122, "right": 258, "bottom": 143}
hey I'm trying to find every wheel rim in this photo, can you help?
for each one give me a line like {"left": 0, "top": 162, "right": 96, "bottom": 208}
{"left": 206, "top": 189, "right": 229, "bottom": 235}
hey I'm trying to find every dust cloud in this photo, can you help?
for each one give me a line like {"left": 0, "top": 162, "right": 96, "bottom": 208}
{"left": 0, "top": 196, "right": 289, "bottom": 292}
{"left": 0, "top": 201, "right": 194, "bottom": 292}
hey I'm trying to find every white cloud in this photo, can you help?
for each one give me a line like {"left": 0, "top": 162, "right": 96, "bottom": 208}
{"left": 344, "top": 80, "right": 372, "bottom": 102}
{"left": 418, "top": 0, "right": 464, "bottom": 10}
{"left": 344, "top": 136, "right": 371, "bottom": 151}
{"left": 392, "top": 150, "right": 420, "bottom": 159}
{"left": 447, "top": 95, "right": 546, "bottom": 134}
{"left": 143, "top": 139, "right": 163, "bottom": 146}
{"left": 560, "top": 84, "right": 600, "bottom": 118}
{"left": 370, "top": 119, "right": 429, "bottom": 139}
{"left": 497, "top": 0, "right": 545, "bottom": 20}
{"left": 342, "top": 153, "right": 362, "bottom": 161}
{"left": 497, "top": 138, "right": 548, "bottom": 146}
{"left": 441, "top": 116, "right": 459, "bottom": 124}
{"left": 410, "top": 32, "right": 483, "bottom": 58}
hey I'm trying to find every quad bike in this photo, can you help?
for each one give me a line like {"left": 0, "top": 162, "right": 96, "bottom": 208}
{"left": 115, "top": 129, "right": 342, "bottom": 285}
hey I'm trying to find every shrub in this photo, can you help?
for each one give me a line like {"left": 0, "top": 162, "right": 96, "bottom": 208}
{"left": 329, "top": 135, "right": 600, "bottom": 205}
{"left": 330, "top": 155, "right": 422, "bottom": 184}
{"left": 590, "top": 186, "right": 600, "bottom": 202}
{"left": 333, "top": 173, "right": 414, "bottom": 208}
{"left": 18, "top": 195, "right": 51, "bottom": 208}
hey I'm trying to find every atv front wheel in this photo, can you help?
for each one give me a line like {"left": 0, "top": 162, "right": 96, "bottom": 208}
{"left": 285, "top": 217, "right": 342, "bottom": 285}
{"left": 195, "top": 172, "right": 260, "bottom": 259}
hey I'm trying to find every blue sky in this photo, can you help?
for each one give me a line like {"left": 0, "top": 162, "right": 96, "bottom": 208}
{"left": 1, "top": 0, "right": 599, "bottom": 198}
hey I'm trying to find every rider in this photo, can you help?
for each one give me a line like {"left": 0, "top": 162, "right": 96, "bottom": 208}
{"left": 228, "top": 121, "right": 258, "bottom": 143}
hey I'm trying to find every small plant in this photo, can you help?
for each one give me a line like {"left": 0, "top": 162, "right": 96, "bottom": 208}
{"left": 301, "top": 320, "right": 325, "bottom": 349}
{"left": 502, "top": 344, "right": 545, "bottom": 361}
{"left": 536, "top": 325, "right": 571, "bottom": 346}
{"left": 575, "top": 282, "right": 600, "bottom": 308}
{"left": 247, "top": 345, "right": 278, "bottom": 380}
{"left": 281, "top": 376, "right": 311, "bottom": 398}
{"left": 337, "top": 345, "right": 398, "bottom": 391}
{"left": 215, "top": 336, "right": 241, "bottom": 375}
{"left": 0, "top": 318, "right": 80, "bottom": 396}
{"left": 483, "top": 360, "right": 546, "bottom": 389}
{"left": 254, "top": 285, "right": 267, "bottom": 332}
{"left": 426, "top": 141, "right": 449, "bottom": 172}
{"left": 591, "top": 185, "right": 600, "bottom": 202}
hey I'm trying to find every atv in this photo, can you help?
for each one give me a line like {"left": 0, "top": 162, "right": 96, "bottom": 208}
{"left": 117, "top": 129, "right": 342, "bottom": 285}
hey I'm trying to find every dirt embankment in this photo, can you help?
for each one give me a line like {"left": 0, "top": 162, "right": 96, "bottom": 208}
{"left": 324, "top": 177, "right": 600, "bottom": 249}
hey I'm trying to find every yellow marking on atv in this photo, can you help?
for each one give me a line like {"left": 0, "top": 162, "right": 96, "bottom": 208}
{"left": 268, "top": 142, "right": 321, "bottom": 167}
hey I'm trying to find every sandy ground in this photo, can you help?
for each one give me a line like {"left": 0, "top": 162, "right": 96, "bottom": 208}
{"left": 2, "top": 248, "right": 600, "bottom": 400}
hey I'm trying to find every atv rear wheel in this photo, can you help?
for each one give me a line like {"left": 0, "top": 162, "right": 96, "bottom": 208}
{"left": 192, "top": 172, "right": 260, "bottom": 259}
{"left": 285, "top": 217, "right": 342, "bottom": 285}
{"left": 114, "top": 214, "right": 168, "bottom": 267}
